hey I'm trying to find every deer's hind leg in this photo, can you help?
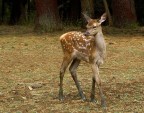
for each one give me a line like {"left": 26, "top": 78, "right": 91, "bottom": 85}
{"left": 69, "top": 58, "right": 86, "bottom": 101}
{"left": 59, "top": 55, "right": 72, "bottom": 101}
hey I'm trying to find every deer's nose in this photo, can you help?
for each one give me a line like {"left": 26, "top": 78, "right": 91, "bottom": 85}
{"left": 84, "top": 31, "right": 90, "bottom": 36}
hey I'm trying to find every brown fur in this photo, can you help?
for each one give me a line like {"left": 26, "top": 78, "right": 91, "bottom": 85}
{"left": 59, "top": 13, "right": 107, "bottom": 110}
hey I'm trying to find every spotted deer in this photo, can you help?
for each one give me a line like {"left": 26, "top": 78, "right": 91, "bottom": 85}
{"left": 59, "top": 13, "right": 107, "bottom": 108}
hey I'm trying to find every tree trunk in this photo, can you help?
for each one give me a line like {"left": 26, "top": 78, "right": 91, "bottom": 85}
{"left": 70, "top": 0, "right": 81, "bottom": 22}
{"left": 103, "top": 0, "right": 113, "bottom": 26}
{"left": 19, "top": 0, "right": 27, "bottom": 24}
{"left": 81, "top": 0, "right": 94, "bottom": 17}
{"left": 9, "top": 0, "right": 21, "bottom": 24}
{"left": 58, "top": 0, "right": 81, "bottom": 23}
{"left": 135, "top": 0, "right": 144, "bottom": 25}
{"left": 9, "top": 0, "right": 27, "bottom": 25}
{"left": 35, "top": 0, "right": 62, "bottom": 32}
{"left": 0, "top": 0, "right": 3, "bottom": 23}
{"left": 112, "top": 0, "right": 137, "bottom": 27}
{"left": 2, "top": 0, "right": 10, "bottom": 23}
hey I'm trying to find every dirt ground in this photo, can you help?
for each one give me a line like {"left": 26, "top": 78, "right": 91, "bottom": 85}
{"left": 0, "top": 26, "right": 144, "bottom": 113}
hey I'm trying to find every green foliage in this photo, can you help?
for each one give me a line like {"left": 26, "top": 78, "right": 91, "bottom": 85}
{"left": 124, "top": 22, "right": 139, "bottom": 29}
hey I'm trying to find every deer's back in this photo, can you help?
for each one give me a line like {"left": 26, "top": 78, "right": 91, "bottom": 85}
{"left": 60, "top": 31, "right": 97, "bottom": 62}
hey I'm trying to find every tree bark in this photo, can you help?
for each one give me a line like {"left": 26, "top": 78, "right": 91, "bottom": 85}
{"left": 1, "top": 0, "right": 4, "bottom": 23}
{"left": 103, "top": 0, "right": 113, "bottom": 26}
{"left": 19, "top": 0, "right": 27, "bottom": 23}
{"left": 35, "top": 0, "right": 62, "bottom": 32}
{"left": 9, "top": 0, "right": 27, "bottom": 25}
{"left": 112, "top": 0, "right": 137, "bottom": 27}
{"left": 9, "top": 0, "right": 21, "bottom": 24}
{"left": 81, "top": 0, "right": 94, "bottom": 17}
{"left": 70, "top": 0, "right": 81, "bottom": 21}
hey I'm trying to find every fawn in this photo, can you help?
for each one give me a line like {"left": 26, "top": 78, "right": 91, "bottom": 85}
{"left": 59, "top": 13, "right": 107, "bottom": 108}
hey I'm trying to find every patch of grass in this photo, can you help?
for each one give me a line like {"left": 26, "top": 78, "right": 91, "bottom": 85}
{"left": 0, "top": 25, "right": 144, "bottom": 113}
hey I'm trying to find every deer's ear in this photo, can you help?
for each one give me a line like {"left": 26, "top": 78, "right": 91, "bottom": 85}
{"left": 99, "top": 13, "right": 107, "bottom": 24}
{"left": 82, "top": 13, "right": 92, "bottom": 22}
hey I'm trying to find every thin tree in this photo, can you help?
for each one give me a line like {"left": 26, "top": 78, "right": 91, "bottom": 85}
{"left": 35, "top": 0, "right": 62, "bottom": 32}
{"left": 81, "top": 0, "right": 94, "bottom": 17}
{"left": 103, "top": 0, "right": 113, "bottom": 26}
{"left": 70, "top": 0, "right": 81, "bottom": 22}
{"left": 112, "top": 0, "right": 137, "bottom": 27}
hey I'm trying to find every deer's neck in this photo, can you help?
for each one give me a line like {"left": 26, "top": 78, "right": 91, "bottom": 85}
{"left": 94, "top": 31, "right": 106, "bottom": 58}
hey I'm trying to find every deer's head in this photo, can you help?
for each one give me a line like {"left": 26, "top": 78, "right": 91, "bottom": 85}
{"left": 83, "top": 13, "right": 107, "bottom": 36}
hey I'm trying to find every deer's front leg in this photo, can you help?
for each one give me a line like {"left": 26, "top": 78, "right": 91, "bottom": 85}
{"left": 90, "top": 76, "right": 96, "bottom": 102}
{"left": 91, "top": 64, "right": 106, "bottom": 108}
{"left": 69, "top": 58, "right": 86, "bottom": 101}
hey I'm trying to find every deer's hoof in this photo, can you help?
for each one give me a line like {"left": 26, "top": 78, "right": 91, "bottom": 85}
{"left": 90, "top": 98, "right": 97, "bottom": 103}
{"left": 59, "top": 96, "right": 64, "bottom": 101}
{"left": 101, "top": 101, "right": 106, "bottom": 108}
{"left": 81, "top": 96, "right": 86, "bottom": 101}
{"left": 79, "top": 94, "right": 86, "bottom": 101}
{"left": 59, "top": 94, "right": 64, "bottom": 101}
{"left": 102, "top": 106, "right": 107, "bottom": 113}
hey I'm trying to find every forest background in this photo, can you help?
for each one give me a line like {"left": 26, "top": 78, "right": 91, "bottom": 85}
{"left": 0, "top": 0, "right": 144, "bottom": 112}
{"left": 0, "top": 0, "right": 144, "bottom": 31}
